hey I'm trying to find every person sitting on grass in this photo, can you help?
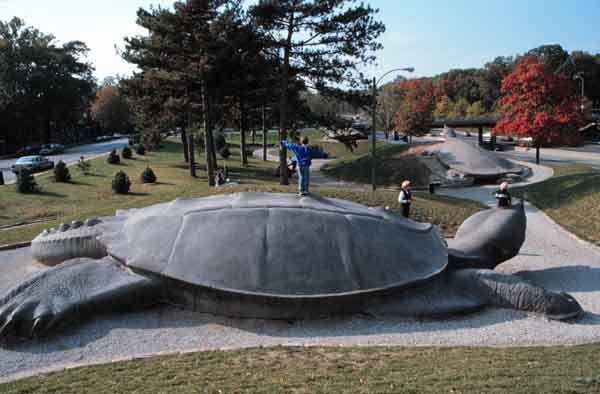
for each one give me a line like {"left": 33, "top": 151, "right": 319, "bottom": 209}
{"left": 495, "top": 181, "right": 512, "bottom": 208}
{"left": 281, "top": 136, "right": 328, "bottom": 196}
{"left": 398, "top": 180, "right": 412, "bottom": 218}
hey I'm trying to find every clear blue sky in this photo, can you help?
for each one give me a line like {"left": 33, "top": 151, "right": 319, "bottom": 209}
{"left": 1, "top": 0, "right": 599, "bottom": 82}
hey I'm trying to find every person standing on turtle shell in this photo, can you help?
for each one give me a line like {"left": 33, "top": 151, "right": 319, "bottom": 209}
{"left": 398, "top": 180, "right": 412, "bottom": 218}
{"left": 495, "top": 181, "right": 512, "bottom": 208}
{"left": 281, "top": 136, "right": 327, "bottom": 196}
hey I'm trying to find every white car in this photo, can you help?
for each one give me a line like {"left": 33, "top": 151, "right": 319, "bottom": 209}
{"left": 11, "top": 155, "right": 55, "bottom": 173}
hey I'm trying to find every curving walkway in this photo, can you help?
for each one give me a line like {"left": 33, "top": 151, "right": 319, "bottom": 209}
{"left": 1, "top": 148, "right": 600, "bottom": 383}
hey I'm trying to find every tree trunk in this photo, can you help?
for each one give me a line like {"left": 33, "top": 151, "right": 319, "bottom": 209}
{"left": 202, "top": 84, "right": 215, "bottom": 187}
{"left": 240, "top": 100, "right": 248, "bottom": 166}
{"left": 181, "top": 127, "right": 189, "bottom": 163}
{"left": 536, "top": 144, "right": 540, "bottom": 164}
{"left": 278, "top": 11, "right": 295, "bottom": 186}
{"left": 478, "top": 126, "right": 483, "bottom": 146}
{"left": 188, "top": 134, "right": 196, "bottom": 178}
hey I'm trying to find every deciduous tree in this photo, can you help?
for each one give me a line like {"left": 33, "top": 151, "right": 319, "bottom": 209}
{"left": 494, "top": 56, "right": 583, "bottom": 163}
{"left": 91, "top": 85, "right": 131, "bottom": 133}
{"left": 394, "top": 79, "right": 434, "bottom": 141}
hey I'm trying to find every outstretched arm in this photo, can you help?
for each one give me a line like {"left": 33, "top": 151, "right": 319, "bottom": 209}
{"left": 0, "top": 257, "right": 161, "bottom": 343}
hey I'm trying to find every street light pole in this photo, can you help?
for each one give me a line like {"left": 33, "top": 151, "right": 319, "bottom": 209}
{"left": 371, "top": 76, "right": 377, "bottom": 191}
{"left": 371, "top": 67, "right": 414, "bottom": 191}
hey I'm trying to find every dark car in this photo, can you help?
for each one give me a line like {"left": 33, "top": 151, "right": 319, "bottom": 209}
{"left": 39, "top": 143, "right": 65, "bottom": 155}
{"left": 11, "top": 155, "right": 55, "bottom": 174}
{"left": 16, "top": 145, "right": 42, "bottom": 157}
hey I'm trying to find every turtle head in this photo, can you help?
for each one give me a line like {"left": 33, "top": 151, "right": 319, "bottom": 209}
{"left": 447, "top": 201, "right": 527, "bottom": 270}
{"left": 31, "top": 218, "right": 110, "bottom": 266}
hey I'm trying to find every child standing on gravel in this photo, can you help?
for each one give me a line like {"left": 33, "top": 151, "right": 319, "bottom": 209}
{"left": 282, "top": 136, "right": 328, "bottom": 196}
{"left": 398, "top": 180, "right": 412, "bottom": 218}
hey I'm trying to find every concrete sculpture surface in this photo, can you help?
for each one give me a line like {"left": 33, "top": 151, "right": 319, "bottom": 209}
{"left": 427, "top": 133, "right": 526, "bottom": 180}
{"left": 0, "top": 193, "right": 582, "bottom": 342}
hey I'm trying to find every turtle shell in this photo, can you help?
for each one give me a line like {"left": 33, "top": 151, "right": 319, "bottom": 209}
{"left": 97, "top": 193, "right": 448, "bottom": 298}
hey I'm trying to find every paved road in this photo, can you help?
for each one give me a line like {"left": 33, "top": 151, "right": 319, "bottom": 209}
{"left": 0, "top": 138, "right": 129, "bottom": 184}
{"left": 451, "top": 131, "right": 600, "bottom": 168}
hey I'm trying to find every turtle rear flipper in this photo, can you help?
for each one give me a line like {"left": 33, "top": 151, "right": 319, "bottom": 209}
{"left": 0, "top": 257, "right": 160, "bottom": 344}
{"left": 365, "top": 269, "right": 582, "bottom": 321}
{"left": 450, "top": 269, "right": 583, "bottom": 320}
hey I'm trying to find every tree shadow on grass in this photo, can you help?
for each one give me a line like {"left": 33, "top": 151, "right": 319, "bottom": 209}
{"left": 168, "top": 163, "right": 191, "bottom": 170}
{"left": 128, "top": 192, "right": 151, "bottom": 197}
{"left": 36, "top": 190, "right": 67, "bottom": 198}
{"left": 80, "top": 173, "right": 107, "bottom": 178}
{"left": 153, "top": 181, "right": 176, "bottom": 186}
{"left": 67, "top": 180, "right": 94, "bottom": 186}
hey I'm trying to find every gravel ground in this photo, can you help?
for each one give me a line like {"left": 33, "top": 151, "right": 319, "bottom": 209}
{"left": 1, "top": 157, "right": 600, "bottom": 383}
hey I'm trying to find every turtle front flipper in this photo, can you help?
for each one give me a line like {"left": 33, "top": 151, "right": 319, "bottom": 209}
{"left": 449, "top": 269, "right": 583, "bottom": 320}
{"left": 0, "top": 257, "right": 161, "bottom": 344}
{"left": 447, "top": 201, "right": 526, "bottom": 269}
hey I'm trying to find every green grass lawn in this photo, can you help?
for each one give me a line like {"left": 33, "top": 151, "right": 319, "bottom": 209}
{"left": 0, "top": 138, "right": 483, "bottom": 245}
{"left": 3, "top": 345, "right": 600, "bottom": 393}
{"left": 322, "top": 143, "right": 432, "bottom": 188}
{"left": 513, "top": 164, "right": 600, "bottom": 246}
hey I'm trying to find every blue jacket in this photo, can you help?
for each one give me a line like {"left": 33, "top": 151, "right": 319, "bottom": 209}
{"left": 281, "top": 141, "right": 328, "bottom": 167}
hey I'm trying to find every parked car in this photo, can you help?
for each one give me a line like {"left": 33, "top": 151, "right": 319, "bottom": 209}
{"left": 39, "top": 143, "right": 65, "bottom": 155}
{"left": 11, "top": 155, "right": 55, "bottom": 173}
{"left": 16, "top": 145, "right": 42, "bottom": 157}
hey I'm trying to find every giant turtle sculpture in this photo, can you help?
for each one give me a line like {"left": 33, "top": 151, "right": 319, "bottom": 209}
{"left": 0, "top": 192, "right": 582, "bottom": 342}
{"left": 427, "top": 130, "right": 526, "bottom": 181}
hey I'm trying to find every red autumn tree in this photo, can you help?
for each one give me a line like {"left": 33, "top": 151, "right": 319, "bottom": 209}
{"left": 394, "top": 79, "right": 435, "bottom": 142}
{"left": 494, "top": 56, "right": 583, "bottom": 163}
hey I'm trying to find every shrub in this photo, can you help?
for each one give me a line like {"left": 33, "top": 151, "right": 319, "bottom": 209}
{"left": 107, "top": 149, "right": 120, "bottom": 164}
{"left": 111, "top": 171, "right": 131, "bottom": 194}
{"left": 122, "top": 146, "right": 132, "bottom": 159}
{"left": 76, "top": 156, "right": 91, "bottom": 175}
{"left": 141, "top": 166, "right": 157, "bottom": 183}
{"left": 136, "top": 144, "right": 146, "bottom": 155}
{"left": 16, "top": 168, "right": 37, "bottom": 193}
{"left": 219, "top": 147, "right": 231, "bottom": 159}
{"left": 53, "top": 160, "right": 71, "bottom": 182}
{"left": 214, "top": 133, "right": 227, "bottom": 151}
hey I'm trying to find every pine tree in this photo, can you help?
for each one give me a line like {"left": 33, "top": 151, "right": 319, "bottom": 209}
{"left": 250, "top": 0, "right": 385, "bottom": 184}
